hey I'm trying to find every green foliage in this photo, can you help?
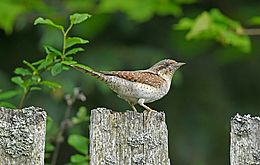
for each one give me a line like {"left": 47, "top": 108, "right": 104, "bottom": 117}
{"left": 250, "top": 16, "right": 260, "bottom": 25}
{"left": 175, "top": 9, "right": 251, "bottom": 52}
{"left": 0, "top": 102, "right": 16, "bottom": 109}
{"left": 70, "top": 13, "right": 92, "bottom": 25}
{"left": 45, "top": 116, "right": 56, "bottom": 160}
{"left": 68, "top": 134, "right": 89, "bottom": 165}
{"left": 0, "top": 0, "right": 25, "bottom": 34}
{"left": 34, "top": 17, "right": 64, "bottom": 31}
{"left": 70, "top": 154, "right": 88, "bottom": 164}
{"left": 68, "top": 134, "right": 88, "bottom": 154}
{"left": 0, "top": 90, "right": 18, "bottom": 100}
{"left": 0, "top": 89, "right": 18, "bottom": 108}
{"left": 72, "top": 106, "right": 89, "bottom": 124}
{"left": 0, "top": 13, "right": 91, "bottom": 108}
{"left": 66, "top": 37, "right": 89, "bottom": 49}
{"left": 98, "top": 0, "right": 182, "bottom": 21}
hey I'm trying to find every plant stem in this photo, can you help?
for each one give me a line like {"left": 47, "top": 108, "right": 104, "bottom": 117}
{"left": 19, "top": 89, "right": 29, "bottom": 108}
{"left": 62, "top": 23, "right": 73, "bottom": 57}
{"left": 51, "top": 95, "right": 74, "bottom": 165}
{"left": 244, "top": 28, "right": 260, "bottom": 35}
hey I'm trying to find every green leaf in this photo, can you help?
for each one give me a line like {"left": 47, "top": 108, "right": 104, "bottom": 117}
{"left": 62, "top": 65, "right": 70, "bottom": 71}
{"left": 37, "top": 59, "right": 52, "bottom": 70}
{"left": 45, "top": 143, "right": 55, "bottom": 152}
{"left": 32, "top": 59, "right": 45, "bottom": 66}
{"left": 51, "top": 63, "right": 63, "bottom": 76}
{"left": 23, "top": 60, "right": 37, "bottom": 72}
{"left": 68, "top": 134, "right": 88, "bottom": 154}
{"left": 41, "top": 81, "right": 62, "bottom": 89}
{"left": 30, "top": 87, "right": 42, "bottom": 91}
{"left": 72, "top": 106, "right": 89, "bottom": 124}
{"left": 0, "top": 90, "right": 18, "bottom": 100}
{"left": 31, "top": 75, "right": 41, "bottom": 84}
{"left": 14, "top": 67, "right": 32, "bottom": 76}
{"left": 175, "top": 8, "right": 251, "bottom": 52}
{"left": 66, "top": 37, "right": 89, "bottom": 49}
{"left": 0, "top": 102, "right": 16, "bottom": 108}
{"left": 250, "top": 16, "right": 260, "bottom": 25}
{"left": 46, "top": 116, "right": 54, "bottom": 132}
{"left": 174, "top": 18, "right": 194, "bottom": 30}
{"left": 70, "top": 13, "right": 91, "bottom": 25}
{"left": 70, "top": 154, "right": 87, "bottom": 163}
{"left": 11, "top": 76, "right": 24, "bottom": 87}
{"left": 44, "top": 45, "right": 62, "bottom": 56}
{"left": 61, "top": 60, "right": 78, "bottom": 65}
{"left": 65, "top": 48, "right": 84, "bottom": 56}
{"left": 34, "top": 17, "right": 64, "bottom": 31}
{"left": 0, "top": 1, "right": 25, "bottom": 34}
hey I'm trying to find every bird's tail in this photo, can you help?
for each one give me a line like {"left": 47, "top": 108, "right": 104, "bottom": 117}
{"left": 69, "top": 64, "right": 104, "bottom": 80}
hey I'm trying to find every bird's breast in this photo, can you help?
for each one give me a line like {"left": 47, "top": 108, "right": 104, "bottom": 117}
{"left": 104, "top": 76, "right": 171, "bottom": 103}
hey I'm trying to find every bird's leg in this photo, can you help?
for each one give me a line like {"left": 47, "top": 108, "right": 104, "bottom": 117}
{"left": 127, "top": 101, "right": 137, "bottom": 112}
{"left": 138, "top": 98, "right": 157, "bottom": 112}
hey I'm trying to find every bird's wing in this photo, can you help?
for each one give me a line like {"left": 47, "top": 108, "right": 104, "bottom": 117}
{"left": 100, "top": 70, "right": 165, "bottom": 88}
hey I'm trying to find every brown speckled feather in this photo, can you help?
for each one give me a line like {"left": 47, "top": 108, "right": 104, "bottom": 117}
{"left": 101, "top": 71, "right": 166, "bottom": 88}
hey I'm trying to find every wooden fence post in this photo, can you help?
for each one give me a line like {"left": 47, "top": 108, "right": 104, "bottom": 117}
{"left": 230, "top": 113, "right": 260, "bottom": 165}
{"left": 90, "top": 108, "right": 170, "bottom": 165}
{"left": 0, "top": 106, "right": 47, "bottom": 165}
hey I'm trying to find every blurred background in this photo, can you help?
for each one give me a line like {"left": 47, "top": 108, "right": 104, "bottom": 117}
{"left": 0, "top": 0, "right": 260, "bottom": 164}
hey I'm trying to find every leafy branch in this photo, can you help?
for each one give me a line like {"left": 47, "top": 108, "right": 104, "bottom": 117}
{"left": 0, "top": 13, "right": 91, "bottom": 108}
{"left": 175, "top": 8, "right": 251, "bottom": 53}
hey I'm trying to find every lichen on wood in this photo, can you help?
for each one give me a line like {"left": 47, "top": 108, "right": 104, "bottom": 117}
{"left": 0, "top": 106, "right": 46, "bottom": 165}
{"left": 230, "top": 113, "right": 260, "bottom": 165}
{"left": 90, "top": 108, "right": 170, "bottom": 165}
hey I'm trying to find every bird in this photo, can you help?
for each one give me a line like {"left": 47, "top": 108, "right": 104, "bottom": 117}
{"left": 70, "top": 59, "right": 185, "bottom": 112}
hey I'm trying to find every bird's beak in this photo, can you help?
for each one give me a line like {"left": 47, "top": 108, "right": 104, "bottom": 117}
{"left": 176, "top": 62, "right": 186, "bottom": 67}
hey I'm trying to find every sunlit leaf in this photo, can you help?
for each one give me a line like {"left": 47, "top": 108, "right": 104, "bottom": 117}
{"left": 68, "top": 134, "right": 88, "bottom": 154}
{"left": 32, "top": 59, "right": 45, "bottom": 66}
{"left": 34, "top": 17, "right": 64, "bottom": 31}
{"left": 250, "top": 16, "right": 260, "bottom": 25}
{"left": 37, "top": 59, "right": 52, "bottom": 70}
{"left": 98, "top": 0, "right": 181, "bottom": 22}
{"left": 30, "top": 87, "right": 42, "bottom": 91}
{"left": 0, "top": 1, "right": 25, "bottom": 34}
{"left": 61, "top": 60, "right": 78, "bottom": 65}
{"left": 65, "top": 48, "right": 84, "bottom": 56}
{"left": 40, "top": 81, "right": 62, "bottom": 89}
{"left": 174, "top": 18, "right": 194, "bottom": 30}
{"left": 23, "top": 60, "right": 37, "bottom": 72}
{"left": 14, "top": 67, "right": 32, "bottom": 76}
{"left": 175, "top": 8, "right": 251, "bottom": 52}
{"left": 70, "top": 13, "right": 91, "bottom": 25}
{"left": 44, "top": 45, "right": 62, "bottom": 56}
{"left": 66, "top": 37, "right": 89, "bottom": 49}
{"left": 70, "top": 154, "right": 87, "bottom": 163}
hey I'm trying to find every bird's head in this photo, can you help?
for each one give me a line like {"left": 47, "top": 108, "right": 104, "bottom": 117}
{"left": 149, "top": 59, "right": 185, "bottom": 80}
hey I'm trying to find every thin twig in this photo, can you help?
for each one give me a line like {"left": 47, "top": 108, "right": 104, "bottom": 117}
{"left": 51, "top": 108, "right": 72, "bottom": 165}
{"left": 243, "top": 28, "right": 260, "bottom": 36}
{"left": 50, "top": 88, "right": 86, "bottom": 165}
{"left": 18, "top": 89, "right": 29, "bottom": 108}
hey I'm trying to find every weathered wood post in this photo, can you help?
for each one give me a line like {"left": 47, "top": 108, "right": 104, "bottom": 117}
{"left": 90, "top": 108, "right": 170, "bottom": 165}
{"left": 230, "top": 113, "right": 260, "bottom": 165}
{"left": 0, "top": 106, "right": 47, "bottom": 165}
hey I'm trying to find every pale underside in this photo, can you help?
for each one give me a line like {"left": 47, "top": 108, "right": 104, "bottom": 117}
{"left": 101, "top": 70, "right": 171, "bottom": 105}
